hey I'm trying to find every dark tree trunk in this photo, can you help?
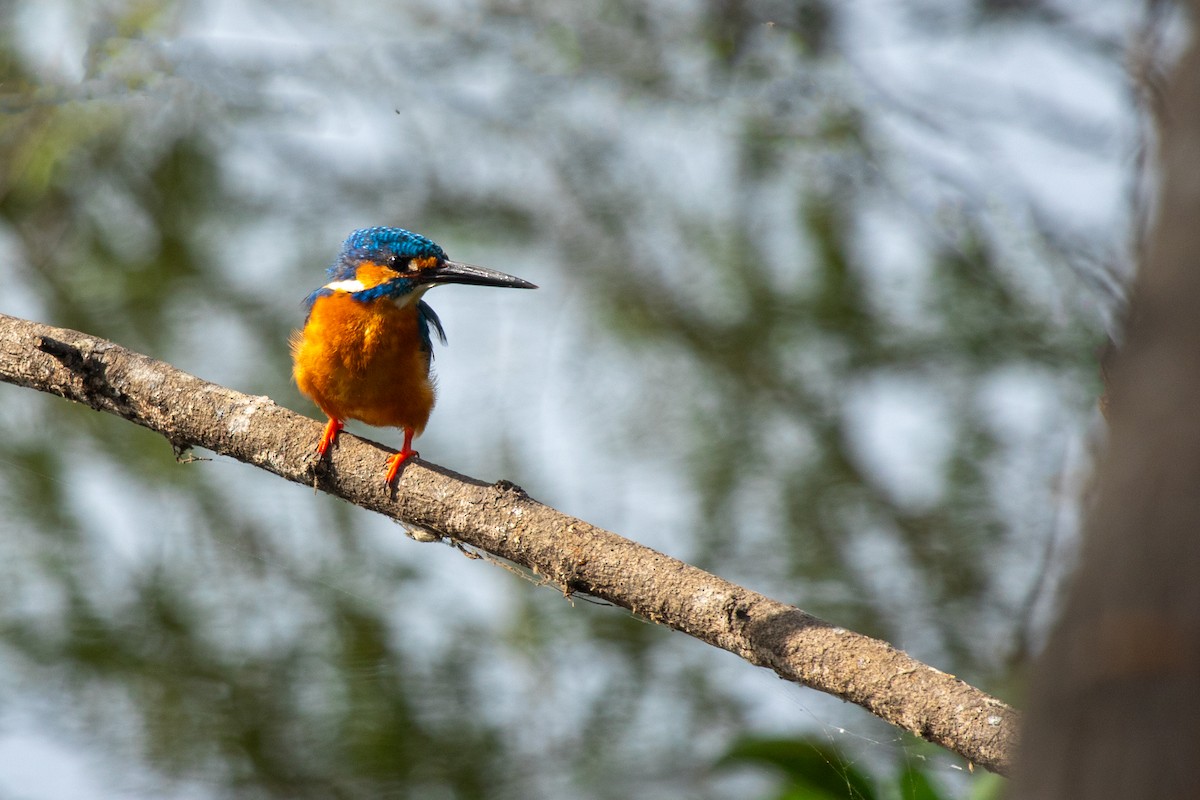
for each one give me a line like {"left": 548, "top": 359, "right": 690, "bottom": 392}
{"left": 1015, "top": 6, "right": 1200, "bottom": 798}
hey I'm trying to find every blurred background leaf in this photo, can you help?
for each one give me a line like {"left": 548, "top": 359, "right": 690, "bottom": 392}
{"left": 718, "top": 736, "right": 883, "bottom": 800}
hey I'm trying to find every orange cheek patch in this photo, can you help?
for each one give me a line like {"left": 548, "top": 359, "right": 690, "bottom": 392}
{"left": 354, "top": 261, "right": 395, "bottom": 289}
{"left": 355, "top": 256, "right": 439, "bottom": 286}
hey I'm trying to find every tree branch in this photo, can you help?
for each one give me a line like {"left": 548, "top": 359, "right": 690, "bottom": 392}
{"left": 0, "top": 312, "right": 1016, "bottom": 774}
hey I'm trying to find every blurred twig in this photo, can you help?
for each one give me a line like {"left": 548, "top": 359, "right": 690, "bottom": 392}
{"left": 0, "top": 312, "right": 1017, "bottom": 775}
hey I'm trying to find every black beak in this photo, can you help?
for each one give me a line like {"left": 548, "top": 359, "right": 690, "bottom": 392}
{"left": 421, "top": 260, "right": 537, "bottom": 290}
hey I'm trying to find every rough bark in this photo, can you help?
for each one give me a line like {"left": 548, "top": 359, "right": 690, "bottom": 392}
{"left": 0, "top": 312, "right": 1016, "bottom": 774}
{"left": 1013, "top": 7, "right": 1200, "bottom": 798}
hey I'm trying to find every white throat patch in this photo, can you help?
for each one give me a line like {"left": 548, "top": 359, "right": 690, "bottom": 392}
{"left": 321, "top": 280, "right": 432, "bottom": 309}
{"left": 323, "top": 279, "right": 365, "bottom": 292}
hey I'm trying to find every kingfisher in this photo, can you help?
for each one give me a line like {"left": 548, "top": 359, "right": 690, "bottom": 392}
{"left": 291, "top": 226, "right": 536, "bottom": 483}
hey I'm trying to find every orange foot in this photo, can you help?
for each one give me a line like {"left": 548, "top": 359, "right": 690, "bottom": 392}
{"left": 384, "top": 428, "right": 419, "bottom": 484}
{"left": 317, "top": 418, "right": 344, "bottom": 456}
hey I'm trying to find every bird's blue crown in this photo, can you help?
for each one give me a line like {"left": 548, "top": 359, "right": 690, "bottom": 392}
{"left": 327, "top": 226, "right": 446, "bottom": 281}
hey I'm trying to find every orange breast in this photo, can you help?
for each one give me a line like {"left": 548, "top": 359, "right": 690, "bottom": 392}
{"left": 291, "top": 292, "right": 436, "bottom": 433}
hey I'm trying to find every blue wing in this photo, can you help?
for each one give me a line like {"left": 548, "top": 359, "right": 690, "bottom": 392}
{"left": 301, "top": 287, "right": 334, "bottom": 321}
{"left": 417, "top": 300, "right": 447, "bottom": 357}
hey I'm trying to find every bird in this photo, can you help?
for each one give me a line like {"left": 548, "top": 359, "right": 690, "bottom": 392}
{"left": 291, "top": 226, "right": 536, "bottom": 483}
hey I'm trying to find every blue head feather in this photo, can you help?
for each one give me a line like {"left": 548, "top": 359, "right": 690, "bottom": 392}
{"left": 327, "top": 226, "right": 446, "bottom": 281}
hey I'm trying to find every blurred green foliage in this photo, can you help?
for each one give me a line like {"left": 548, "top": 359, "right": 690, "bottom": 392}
{"left": 717, "top": 735, "right": 1006, "bottom": 800}
{"left": 0, "top": 0, "right": 1125, "bottom": 797}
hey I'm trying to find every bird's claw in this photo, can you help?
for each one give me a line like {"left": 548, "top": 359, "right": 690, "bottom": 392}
{"left": 317, "top": 418, "right": 344, "bottom": 455}
{"left": 384, "top": 448, "right": 419, "bottom": 484}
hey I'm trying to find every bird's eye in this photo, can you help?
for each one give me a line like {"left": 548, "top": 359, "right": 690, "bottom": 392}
{"left": 387, "top": 254, "right": 416, "bottom": 272}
